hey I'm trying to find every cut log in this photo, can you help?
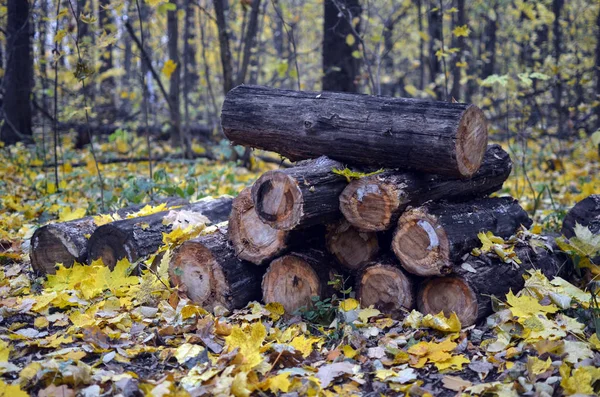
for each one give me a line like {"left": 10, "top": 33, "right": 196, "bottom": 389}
{"left": 339, "top": 144, "right": 512, "bottom": 232}
{"left": 251, "top": 156, "right": 347, "bottom": 230}
{"left": 169, "top": 227, "right": 263, "bottom": 311}
{"left": 29, "top": 198, "right": 188, "bottom": 275}
{"left": 262, "top": 249, "right": 341, "bottom": 315}
{"left": 222, "top": 85, "right": 488, "bottom": 178}
{"left": 357, "top": 256, "right": 415, "bottom": 318}
{"left": 87, "top": 196, "right": 233, "bottom": 269}
{"left": 392, "top": 197, "right": 532, "bottom": 276}
{"left": 326, "top": 219, "right": 379, "bottom": 271}
{"left": 562, "top": 194, "right": 600, "bottom": 238}
{"left": 417, "top": 238, "right": 570, "bottom": 326}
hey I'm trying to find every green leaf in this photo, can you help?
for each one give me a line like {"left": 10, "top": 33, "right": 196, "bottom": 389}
{"left": 591, "top": 130, "right": 600, "bottom": 147}
{"left": 331, "top": 167, "right": 384, "bottom": 183}
{"left": 346, "top": 34, "right": 356, "bottom": 46}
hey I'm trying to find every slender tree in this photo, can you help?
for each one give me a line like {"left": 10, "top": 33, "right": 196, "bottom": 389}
{"left": 553, "top": 0, "right": 564, "bottom": 135}
{"left": 596, "top": 5, "right": 600, "bottom": 129}
{"left": 428, "top": 1, "right": 443, "bottom": 99}
{"left": 450, "top": 0, "right": 466, "bottom": 101}
{"left": 213, "top": 0, "right": 235, "bottom": 94}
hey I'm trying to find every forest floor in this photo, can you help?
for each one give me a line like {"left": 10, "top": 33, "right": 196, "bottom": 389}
{"left": 1, "top": 135, "right": 600, "bottom": 397}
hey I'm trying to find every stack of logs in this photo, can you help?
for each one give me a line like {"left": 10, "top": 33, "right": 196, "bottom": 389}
{"left": 30, "top": 85, "right": 579, "bottom": 327}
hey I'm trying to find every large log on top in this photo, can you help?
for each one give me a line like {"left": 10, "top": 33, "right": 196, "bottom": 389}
{"left": 222, "top": 85, "right": 488, "bottom": 178}
{"left": 357, "top": 256, "right": 416, "bottom": 319}
{"left": 326, "top": 219, "right": 379, "bottom": 272}
{"left": 251, "top": 156, "right": 347, "bottom": 230}
{"left": 392, "top": 197, "right": 532, "bottom": 277}
{"left": 87, "top": 196, "right": 233, "bottom": 269}
{"left": 562, "top": 194, "right": 600, "bottom": 238}
{"left": 417, "top": 238, "right": 570, "bottom": 326}
{"left": 30, "top": 198, "right": 188, "bottom": 274}
{"left": 169, "top": 227, "right": 263, "bottom": 311}
{"left": 339, "top": 144, "right": 512, "bottom": 232}
{"left": 262, "top": 249, "right": 342, "bottom": 315}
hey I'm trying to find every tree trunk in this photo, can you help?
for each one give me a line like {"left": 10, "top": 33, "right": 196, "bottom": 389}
{"left": 562, "top": 194, "right": 600, "bottom": 238}
{"left": 326, "top": 219, "right": 379, "bottom": 272}
{"left": 428, "top": 2, "right": 443, "bottom": 100}
{"left": 213, "top": 0, "right": 234, "bottom": 94}
{"left": 169, "top": 227, "right": 264, "bottom": 311}
{"left": 222, "top": 85, "right": 489, "bottom": 177}
{"left": 1, "top": 0, "right": 33, "bottom": 145}
{"left": 450, "top": 0, "right": 466, "bottom": 101}
{"left": 262, "top": 249, "right": 341, "bottom": 315}
{"left": 417, "top": 0, "right": 425, "bottom": 91}
{"left": 183, "top": 0, "right": 199, "bottom": 133}
{"left": 553, "top": 0, "right": 564, "bottom": 136}
{"left": 167, "top": 0, "right": 188, "bottom": 154}
{"left": 417, "top": 238, "right": 571, "bottom": 326}
{"left": 87, "top": 197, "right": 233, "bottom": 269}
{"left": 237, "top": 0, "right": 262, "bottom": 85}
{"left": 357, "top": 256, "right": 416, "bottom": 318}
{"left": 482, "top": 4, "right": 497, "bottom": 79}
{"left": 392, "top": 197, "right": 532, "bottom": 276}
{"left": 339, "top": 144, "right": 512, "bottom": 232}
{"left": 322, "top": 0, "right": 361, "bottom": 92}
{"left": 251, "top": 156, "right": 347, "bottom": 230}
{"left": 98, "top": 0, "right": 115, "bottom": 119}
{"left": 596, "top": 6, "right": 600, "bottom": 130}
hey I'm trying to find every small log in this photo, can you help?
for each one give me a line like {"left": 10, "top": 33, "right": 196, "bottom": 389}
{"left": 222, "top": 85, "right": 488, "bottom": 178}
{"left": 417, "top": 238, "right": 570, "bottom": 326}
{"left": 169, "top": 227, "right": 263, "bottom": 311}
{"left": 392, "top": 197, "right": 532, "bottom": 276}
{"left": 357, "top": 256, "right": 415, "bottom": 318}
{"left": 87, "top": 196, "right": 233, "bottom": 269}
{"left": 339, "top": 144, "right": 512, "bottom": 232}
{"left": 29, "top": 198, "right": 188, "bottom": 274}
{"left": 251, "top": 156, "right": 347, "bottom": 230}
{"left": 262, "top": 249, "right": 341, "bottom": 315}
{"left": 326, "top": 219, "right": 379, "bottom": 271}
{"left": 562, "top": 194, "right": 600, "bottom": 238}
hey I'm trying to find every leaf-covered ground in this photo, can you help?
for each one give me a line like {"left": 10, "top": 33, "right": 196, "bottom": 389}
{"left": 1, "top": 136, "right": 600, "bottom": 397}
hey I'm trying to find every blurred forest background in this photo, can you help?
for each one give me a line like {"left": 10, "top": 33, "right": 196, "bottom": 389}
{"left": 1, "top": 0, "right": 600, "bottom": 234}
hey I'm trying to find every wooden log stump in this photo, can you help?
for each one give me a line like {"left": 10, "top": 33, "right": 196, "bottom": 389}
{"left": 417, "top": 238, "right": 570, "bottom": 326}
{"left": 169, "top": 227, "right": 263, "bottom": 311}
{"left": 87, "top": 196, "right": 233, "bottom": 269}
{"left": 326, "top": 219, "right": 379, "bottom": 271}
{"left": 357, "top": 256, "right": 415, "bottom": 318}
{"left": 262, "top": 249, "right": 341, "bottom": 315}
{"left": 30, "top": 198, "right": 188, "bottom": 274}
{"left": 222, "top": 85, "right": 488, "bottom": 178}
{"left": 392, "top": 197, "right": 532, "bottom": 276}
{"left": 562, "top": 194, "right": 600, "bottom": 238}
{"left": 339, "top": 144, "right": 512, "bottom": 232}
{"left": 251, "top": 156, "right": 347, "bottom": 230}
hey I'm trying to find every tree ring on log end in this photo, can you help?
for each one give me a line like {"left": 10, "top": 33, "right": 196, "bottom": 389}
{"left": 232, "top": 206, "right": 288, "bottom": 264}
{"left": 417, "top": 277, "right": 478, "bottom": 327}
{"left": 326, "top": 221, "right": 379, "bottom": 271}
{"left": 262, "top": 255, "right": 321, "bottom": 315}
{"left": 339, "top": 179, "right": 400, "bottom": 232}
{"left": 169, "top": 242, "right": 229, "bottom": 311}
{"left": 253, "top": 171, "right": 303, "bottom": 230}
{"left": 358, "top": 264, "right": 413, "bottom": 318}
{"left": 88, "top": 229, "right": 132, "bottom": 270}
{"left": 392, "top": 210, "right": 449, "bottom": 276}
{"left": 30, "top": 230, "right": 77, "bottom": 275}
{"left": 456, "top": 105, "right": 488, "bottom": 178}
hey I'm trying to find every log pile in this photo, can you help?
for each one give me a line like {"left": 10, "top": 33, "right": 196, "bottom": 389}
{"left": 30, "top": 85, "right": 572, "bottom": 324}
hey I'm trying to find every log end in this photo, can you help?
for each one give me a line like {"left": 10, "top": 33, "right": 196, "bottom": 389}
{"left": 456, "top": 105, "right": 488, "bottom": 178}
{"left": 228, "top": 188, "right": 289, "bottom": 265}
{"left": 252, "top": 171, "right": 303, "bottom": 230}
{"left": 326, "top": 220, "right": 379, "bottom": 271}
{"left": 262, "top": 254, "right": 322, "bottom": 315}
{"left": 339, "top": 177, "right": 401, "bottom": 232}
{"left": 358, "top": 263, "right": 414, "bottom": 318}
{"left": 417, "top": 276, "right": 478, "bottom": 327}
{"left": 392, "top": 209, "right": 450, "bottom": 276}
{"left": 30, "top": 227, "right": 79, "bottom": 274}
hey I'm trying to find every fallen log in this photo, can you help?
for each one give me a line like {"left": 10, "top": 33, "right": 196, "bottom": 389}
{"left": 417, "top": 238, "right": 570, "bottom": 326}
{"left": 326, "top": 219, "right": 379, "bottom": 271}
{"left": 87, "top": 196, "right": 233, "bottom": 269}
{"left": 392, "top": 197, "right": 532, "bottom": 276}
{"left": 357, "top": 256, "right": 415, "bottom": 318}
{"left": 222, "top": 85, "right": 488, "bottom": 178}
{"left": 562, "top": 194, "right": 600, "bottom": 238}
{"left": 29, "top": 198, "right": 188, "bottom": 275}
{"left": 339, "top": 144, "right": 512, "bottom": 232}
{"left": 251, "top": 156, "right": 347, "bottom": 230}
{"left": 262, "top": 249, "right": 341, "bottom": 315}
{"left": 169, "top": 227, "right": 263, "bottom": 311}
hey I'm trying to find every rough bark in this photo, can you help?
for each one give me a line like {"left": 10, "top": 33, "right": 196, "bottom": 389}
{"left": 213, "top": 0, "right": 234, "bottom": 94}
{"left": 168, "top": 0, "right": 187, "bottom": 152}
{"left": 98, "top": 0, "right": 115, "bottom": 116}
{"left": 87, "top": 197, "right": 233, "bottom": 269}
{"left": 1, "top": 0, "right": 33, "bottom": 145}
{"left": 392, "top": 197, "right": 532, "bottom": 276}
{"left": 357, "top": 256, "right": 416, "bottom": 318}
{"left": 169, "top": 226, "right": 263, "bottom": 311}
{"left": 262, "top": 249, "right": 341, "bottom": 315}
{"left": 428, "top": 2, "right": 443, "bottom": 100}
{"left": 322, "top": 0, "right": 362, "bottom": 92}
{"left": 562, "top": 194, "right": 600, "bottom": 238}
{"left": 339, "top": 144, "right": 512, "bottom": 232}
{"left": 222, "top": 85, "right": 489, "bottom": 177}
{"left": 326, "top": 219, "right": 379, "bottom": 272}
{"left": 417, "top": 238, "right": 571, "bottom": 326}
{"left": 251, "top": 156, "right": 347, "bottom": 230}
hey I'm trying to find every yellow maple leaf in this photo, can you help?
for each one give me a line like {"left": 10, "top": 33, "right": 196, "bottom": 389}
{"left": 58, "top": 207, "right": 87, "bottom": 222}
{"left": 342, "top": 345, "right": 358, "bottom": 359}
{"left": 174, "top": 343, "right": 204, "bottom": 365}
{"left": 452, "top": 25, "right": 470, "bottom": 37}
{"left": 435, "top": 355, "right": 470, "bottom": 371}
{"left": 162, "top": 59, "right": 178, "bottom": 79}
{"left": 506, "top": 290, "right": 558, "bottom": 319}
{"left": 560, "top": 364, "right": 600, "bottom": 395}
{"left": 225, "top": 322, "right": 266, "bottom": 370}
{"left": 93, "top": 213, "right": 120, "bottom": 226}
{"left": 0, "top": 380, "right": 28, "bottom": 397}
{"left": 290, "top": 335, "right": 320, "bottom": 358}
{"left": 339, "top": 298, "right": 359, "bottom": 311}
{"left": 126, "top": 203, "right": 167, "bottom": 219}
{"left": 421, "top": 312, "right": 461, "bottom": 333}
{"left": 358, "top": 307, "right": 380, "bottom": 323}
{"left": 260, "top": 372, "right": 291, "bottom": 393}
{"left": 0, "top": 340, "right": 11, "bottom": 362}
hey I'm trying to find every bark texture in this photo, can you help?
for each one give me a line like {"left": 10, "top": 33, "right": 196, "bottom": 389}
{"left": 562, "top": 194, "right": 600, "bottom": 238}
